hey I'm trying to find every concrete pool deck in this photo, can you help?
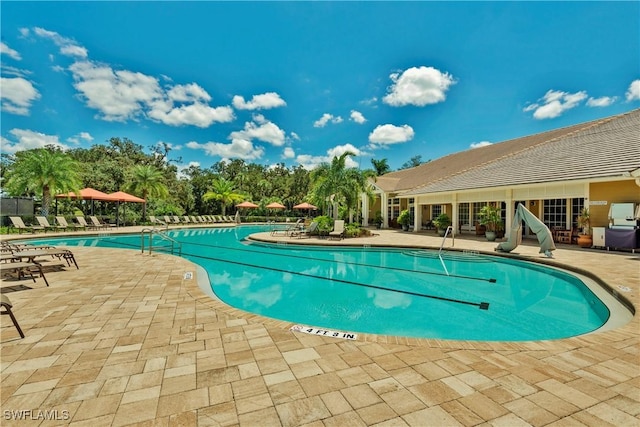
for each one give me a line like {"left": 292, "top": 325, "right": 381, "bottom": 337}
{"left": 1, "top": 224, "right": 638, "bottom": 426}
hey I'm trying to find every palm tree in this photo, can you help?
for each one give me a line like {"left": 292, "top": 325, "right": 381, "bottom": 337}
{"left": 203, "top": 178, "right": 245, "bottom": 216}
{"left": 371, "top": 158, "right": 391, "bottom": 176}
{"left": 3, "top": 148, "right": 81, "bottom": 215}
{"left": 126, "top": 164, "right": 169, "bottom": 220}
{"left": 310, "top": 152, "right": 374, "bottom": 220}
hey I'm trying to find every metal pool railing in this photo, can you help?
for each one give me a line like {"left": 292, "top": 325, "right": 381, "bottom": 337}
{"left": 140, "top": 228, "right": 182, "bottom": 256}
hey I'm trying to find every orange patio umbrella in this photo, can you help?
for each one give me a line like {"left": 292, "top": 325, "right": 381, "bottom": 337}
{"left": 109, "top": 191, "right": 146, "bottom": 226}
{"left": 293, "top": 202, "right": 317, "bottom": 217}
{"left": 55, "top": 187, "right": 119, "bottom": 216}
{"left": 266, "top": 202, "right": 286, "bottom": 222}
{"left": 236, "top": 201, "right": 259, "bottom": 209}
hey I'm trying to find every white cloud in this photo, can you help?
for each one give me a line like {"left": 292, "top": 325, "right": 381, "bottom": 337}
{"left": 586, "top": 96, "right": 616, "bottom": 107}
{"left": 186, "top": 138, "right": 265, "bottom": 160}
{"left": 68, "top": 60, "right": 234, "bottom": 126}
{"left": 368, "top": 124, "right": 414, "bottom": 148}
{"left": 1, "top": 42, "right": 21, "bottom": 60}
{"left": 282, "top": 147, "right": 295, "bottom": 159}
{"left": 232, "top": 92, "right": 286, "bottom": 110}
{"left": 313, "top": 113, "right": 343, "bottom": 127}
{"left": 296, "top": 143, "right": 361, "bottom": 170}
{"left": 470, "top": 141, "right": 492, "bottom": 149}
{"left": 34, "top": 27, "right": 88, "bottom": 58}
{"left": 383, "top": 66, "right": 456, "bottom": 107}
{"left": 66, "top": 132, "right": 94, "bottom": 145}
{"left": 0, "top": 77, "right": 41, "bottom": 115}
{"left": 350, "top": 110, "right": 366, "bottom": 124}
{"left": 229, "top": 114, "right": 286, "bottom": 146}
{"left": 1, "top": 129, "right": 69, "bottom": 153}
{"left": 524, "top": 89, "right": 588, "bottom": 119}
{"left": 289, "top": 131, "right": 300, "bottom": 141}
{"left": 626, "top": 80, "right": 640, "bottom": 101}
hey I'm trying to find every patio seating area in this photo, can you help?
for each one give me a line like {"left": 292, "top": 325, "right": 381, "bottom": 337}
{"left": 0, "top": 226, "right": 638, "bottom": 426}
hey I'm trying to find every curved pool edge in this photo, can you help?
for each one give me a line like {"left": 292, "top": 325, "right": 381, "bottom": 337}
{"left": 178, "top": 231, "right": 635, "bottom": 349}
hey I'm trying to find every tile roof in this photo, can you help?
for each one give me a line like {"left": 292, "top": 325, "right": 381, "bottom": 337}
{"left": 374, "top": 109, "right": 640, "bottom": 196}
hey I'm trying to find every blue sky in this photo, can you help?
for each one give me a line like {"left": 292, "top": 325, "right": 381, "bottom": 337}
{"left": 1, "top": 2, "right": 639, "bottom": 172}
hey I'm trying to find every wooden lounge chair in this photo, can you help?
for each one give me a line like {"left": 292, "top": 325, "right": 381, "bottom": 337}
{"left": 1, "top": 295, "right": 24, "bottom": 338}
{"left": 56, "top": 216, "right": 85, "bottom": 231}
{"left": 36, "top": 216, "right": 65, "bottom": 232}
{"left": 9, "top": 216, "right": 45, "bottom": 234}
{"left": 328, "top": 220, "right": 345, "bottom": 240}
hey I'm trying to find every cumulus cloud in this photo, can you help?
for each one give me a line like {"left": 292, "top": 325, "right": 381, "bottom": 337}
{"left": 368, "top": 124, "right": 414, "bottom": 148}
{"left": 470, "top": 141, "right": 492, "bottom": 149}
{"left": 313, "top": 113, "right": 343, "bottom": 128}
{"left": 232, "top": 92, "right": 286, "bottom": 110}
{"left": 282, "top": 147, "right": 295, "bottom": 159}
{"left": 296, "top": 143, "right": 361, "bottom": 170}
{"left": 31, "top": 27, "right": 233, "bottom": 127}
{"left": 383, "top": 66, "right": 456, "bottom": 107}
{"left": 1, "top": 129, "right": 69, "bottom": 153}
{"left": 67, "top": 132, "right": 94, "bottom": 145}
{"left": 0, "top": 77, "right": 41, "bottom": 115}
{"left": 523, "top": 89, "right": 588, "bottom": 119}
{"left": 350, "top": 110, "right": 366, "bottom": 124}
{"left": 1, "top": 42, "right": 21, "bottom": 60}
{"left": 586, "top": 96, "right": 616, "bottom": 107}
{"left": 626, "top": 80, "right": 640, "bottom": 101}
{"left": 33, "top": 27, "right": 88, "bottom": 58}
{"left": 230, "top": 114, "right": 286, "bottom": 146}
{"left": 186, "top": 138, "right": 265, "bottom": 161}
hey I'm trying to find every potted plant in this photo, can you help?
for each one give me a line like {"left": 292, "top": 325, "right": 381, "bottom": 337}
{"left": 576, "top": 207, "right": 592, "bottom": 248}
{"left": 432, "top": 213, "right": 451, "bottom": 237}
{"left": 374, "top": 211, "right": 383, "bottom": 229}
{"left": 397, "top": 209, "right": 411, "bottom": 231}
{"left": 477, "top": 204, "right": 502, "bottom": 241}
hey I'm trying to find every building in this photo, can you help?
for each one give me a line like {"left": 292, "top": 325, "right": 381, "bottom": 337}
{"left": 364, "top": 109, "right": 640, "bottom": 242}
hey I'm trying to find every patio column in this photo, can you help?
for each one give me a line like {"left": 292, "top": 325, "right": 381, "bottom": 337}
{"left": 381, "top": 193, "right": 388, "bottom": 228}
{"left": 361, "top": 193, "right": 369, "bottom": 226}
{"left": 413, "top": 201, "right": 422, "bottom": 232}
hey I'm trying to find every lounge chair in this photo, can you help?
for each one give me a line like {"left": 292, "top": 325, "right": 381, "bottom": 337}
{"left": 56, "top": 216, "right": 85, "bottom": 231}
{"left": 9, "top": 217, "right": 45, "bottom": 234}
{"left": 291, "top": 221, "right": 318, "bottom": 239}
{"left": 172, "top": 216, "right": 182, "bottom": 224}
{"left": 76, "top": 216, "right": 92, "bottom": 229}
{"left": 149, "top": 216, "right": 166, "bottom": 226}
{"left": 183, "top": 216, "right": 192, "bottom": 224}
{"left": 1, "top": 294, "right": 24, "bottom": 338}
{"left": 271, "top": 218, "right": 303, "bottom": 236}
{"left": 36, "top": 216, "right": 65, "bottom": 232}
{"left": 0, "top": 259, "right": 51, "bottom": 286}
{"left": 89, "top": 216, "right": 113, "bottom": 229}
{"left": 328, "top": 220, "right": 345, "bottom": 240}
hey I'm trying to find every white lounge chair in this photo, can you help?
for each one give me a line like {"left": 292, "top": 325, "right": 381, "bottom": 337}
{"left": 328, "top": 220, "right": 345, "bottom": 240}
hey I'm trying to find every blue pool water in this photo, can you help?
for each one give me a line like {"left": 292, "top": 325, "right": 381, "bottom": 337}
{"left": 25, "top": 225, "right": 613, "bottom": 341}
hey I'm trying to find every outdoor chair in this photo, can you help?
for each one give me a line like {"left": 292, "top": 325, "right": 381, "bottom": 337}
{"left": 9, "top": 217, "right": 44, "bottom": 234}
{"left": 56, "top": 216, "right": 85, "bottom": 231}
{"left": 0, "top": 259, "right": 51, "bottom": 287}
{"left": 149, "top": 216, "right": 166, "bottom": 226}
{"left": 76, "top": 216, "right": 92, "bottom": 229}
{"left": 271, "top": 218, "right": 303, "bottom": 236}
{"left": 172, "top": 216, "right": 182, "bottom": 224}
{"left": 1, "top": 294, "right": 24, "bottom": 339}
{"left": 328, "top": 220, "right": 345, "bottom": 240}
{"left": 183, "top": 216, "right": 192, "bottom": 223}
{"left": 36, "top": 216, "right": 65, "bottom": 232}
{"left": 89, "top": 216, "right": 113, "bottom": 229}
{"left": 290, "top": 221, "right": 318, "bottom": 239}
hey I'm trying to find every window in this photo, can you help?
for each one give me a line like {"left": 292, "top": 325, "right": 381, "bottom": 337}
{"left": 458, "top": 203, "right": 469, "bottom": 225}
{"left": 472, "top": 202, "right": 485, "bottom": 225}
{"left": 571, "top": 198, "right": 585, "bottom": 228}
{"left": 387, "top": 198, "right": 400, "bottom": 219}
{"left": 543, "top": 199, "right": 567, "bottom": 229}
{"left": 431, "top": 205, "right": 442, "bottom": 218}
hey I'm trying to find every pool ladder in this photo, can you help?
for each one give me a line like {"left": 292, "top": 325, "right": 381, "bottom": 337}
{"left": 438, "top": 226, "right": 454, "bottom": 276}
{"left": 140, "top": 228, "right": 182, "bottom": 256}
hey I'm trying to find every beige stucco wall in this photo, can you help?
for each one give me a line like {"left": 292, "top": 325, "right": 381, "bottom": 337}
{"left": 590, "top": 180, "right": 640, "bottom": 227}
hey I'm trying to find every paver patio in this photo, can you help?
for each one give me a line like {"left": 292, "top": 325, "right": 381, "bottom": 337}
{"left": 1, "top": 224, "right": 638, "bottom": 426}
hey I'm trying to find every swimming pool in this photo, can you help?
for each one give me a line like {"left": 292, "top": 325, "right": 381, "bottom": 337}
{"left": 23, "top": 225, "right": 631, "bottom": 342}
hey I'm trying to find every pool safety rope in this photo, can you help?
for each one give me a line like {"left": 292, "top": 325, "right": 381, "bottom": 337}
{"left": 178, "top": 245, "right": 492, "bottom": 310}
{"left": 177, "top": 240, "right": 498, "bottom": 285}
